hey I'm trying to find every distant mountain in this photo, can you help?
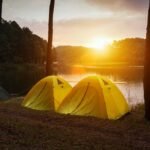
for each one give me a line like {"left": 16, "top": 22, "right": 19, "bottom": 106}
{"left": 55, "top": 38, "right": 145, "bottom": 67}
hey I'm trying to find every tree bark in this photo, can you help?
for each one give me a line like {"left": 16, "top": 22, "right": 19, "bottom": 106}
{"left": 46, "top": 0, "right": 55, "bottom": 75}
{"left": 144, "top": 0, "right": 150, "bottom": 120}
{"left": 0, "top": 0, "right": 3, "bottom": 24}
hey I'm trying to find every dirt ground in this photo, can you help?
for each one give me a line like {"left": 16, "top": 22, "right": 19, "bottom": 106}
{"left": 0, "top": 100, "right": 150, "bottom": 150}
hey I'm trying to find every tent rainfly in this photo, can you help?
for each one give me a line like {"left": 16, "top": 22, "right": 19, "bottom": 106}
{"left": 0, "top": 86, "right": 10, "bottom": 100}
{"left": 22, "top": 76, "right": 72, "bottom": 111}
{"left": 58, "top": 75, "right": 130, "bottom": 120}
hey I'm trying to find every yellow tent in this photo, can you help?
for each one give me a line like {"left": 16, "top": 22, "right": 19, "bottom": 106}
{"left": 22, "top": 76, "right": 72, "bottom": 111}
{"left": 58, "top": 75, "right": 130, "bottom": 120}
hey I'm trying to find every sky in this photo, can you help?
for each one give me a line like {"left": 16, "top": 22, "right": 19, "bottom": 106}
{"left": 2, "top": 0, "right": 149, "bottom": 47}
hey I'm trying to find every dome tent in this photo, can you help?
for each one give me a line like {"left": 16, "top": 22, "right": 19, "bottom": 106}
{"left": 58, "top": 75, "right": 130, "bottom": 120}
{"left": 22, "top": 76, "right": 72, "bottom": 111}
{"left": 0, "top": 86, "right": 10, "bottom": 100}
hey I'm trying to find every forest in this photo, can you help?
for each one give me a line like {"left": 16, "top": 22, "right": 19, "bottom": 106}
{"left": 0, "top": 20, "right": 47, "bottom": 64}
{"left": 57, "top": 38, "right": 145, "bottom": 66}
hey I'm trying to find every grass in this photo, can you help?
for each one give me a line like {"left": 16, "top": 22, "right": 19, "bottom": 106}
{"left": 0, "top": 99, "right": 150, "bottom": 150}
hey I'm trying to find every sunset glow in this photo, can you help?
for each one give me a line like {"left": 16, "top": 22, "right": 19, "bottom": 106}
{"left": 86, "top": 38, "right": 112, "bottom": 52}
{"left": 3, "top": 0, "right": 148, "bottom": 45}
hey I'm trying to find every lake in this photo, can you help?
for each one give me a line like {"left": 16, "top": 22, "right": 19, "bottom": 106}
{"left": 60, "top": 65, "right": 144, "bottom": 106}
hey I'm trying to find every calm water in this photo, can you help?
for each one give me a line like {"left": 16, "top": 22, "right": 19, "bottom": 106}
{"left": 60, "top": 66, "right": 144, "bottom": 106}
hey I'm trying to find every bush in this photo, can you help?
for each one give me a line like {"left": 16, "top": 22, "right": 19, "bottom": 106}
{"left": 0, "top": 63, "right": 45, "bottom": 94}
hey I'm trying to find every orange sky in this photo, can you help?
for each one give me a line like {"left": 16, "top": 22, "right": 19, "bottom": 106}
{"left": 3, "top": 0, "right": 149, "bottom": 47}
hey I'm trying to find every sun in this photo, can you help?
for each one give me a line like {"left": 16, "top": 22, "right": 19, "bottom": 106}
{"left": 87, "top": 38, "right": 112, "bottom": 52}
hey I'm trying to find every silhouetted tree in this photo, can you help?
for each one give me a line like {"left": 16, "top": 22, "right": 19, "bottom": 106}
{"left": 0, "top": 0, "right": 3, "bottom": 24}
{"left": 0, "top": 20, "right": 47, "bottom": 63}
{"left": 144, "top": 0, "right": 150, "bottom": 120}
{"left": 46, "top": 0, "right": 55, "bottom": 75}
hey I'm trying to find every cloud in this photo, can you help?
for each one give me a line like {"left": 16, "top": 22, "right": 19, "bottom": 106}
{"left": 15, "top": 14, "right": 147, "bottom": 46}
{"left": 86, "top": 0, "right": 149, "bottom": 13}
{"left": 6, "top": 0, "right": 147, "bottom": 46}
{"left": 3, "top": 0, "right": 49, "bottom": 21}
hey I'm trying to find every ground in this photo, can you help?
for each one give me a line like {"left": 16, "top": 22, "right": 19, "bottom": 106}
{"left": 0, "top": 99, "right": 150, "bottom": 150}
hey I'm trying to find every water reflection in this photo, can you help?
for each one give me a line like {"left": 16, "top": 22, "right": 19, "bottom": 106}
{"left": 60, "top": 66, "right": 144, "bottom": 106}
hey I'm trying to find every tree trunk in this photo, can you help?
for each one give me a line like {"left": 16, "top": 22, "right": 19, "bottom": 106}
{"left": 144, "top": 0, "right": 150, "bottom": 120}
{"left": 0, "top": 0, "right": 3, "bottom": 24}
{"left": 46, "top": 0, "right": 55, "bottom": 75}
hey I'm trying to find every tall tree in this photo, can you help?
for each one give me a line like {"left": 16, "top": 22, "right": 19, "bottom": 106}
{"left": 46, "top": 0, "right": 55, "bottom": 75}
{"left": 144, "top": 0, "right": 150, "bottom": 120}
{"left": 0, "top": 0, "right": 3, "bottom": 24}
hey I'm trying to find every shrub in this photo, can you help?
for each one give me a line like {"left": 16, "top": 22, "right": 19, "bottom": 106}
{"left": 0, "top": 63, "right": 45, "bottom": 94}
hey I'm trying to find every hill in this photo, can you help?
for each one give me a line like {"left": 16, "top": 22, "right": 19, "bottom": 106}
{"left": 0, "top": 20, "right": 47, "bottom": 64}
{"left": 56, "top": 38, "right": 145, "bottom": 68}
{"left": 0, "top": 20, "right": 47, "bottom": 93}
{"left": 0, "top": 100, "right": 150, "bottom": 150}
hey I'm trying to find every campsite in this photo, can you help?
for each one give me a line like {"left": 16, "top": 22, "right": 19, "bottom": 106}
{"left": 0, "top": 101, "right": 150, "bottom": 149}
{"left": 1, "top": 0, "right": 150, "bottom": 149}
